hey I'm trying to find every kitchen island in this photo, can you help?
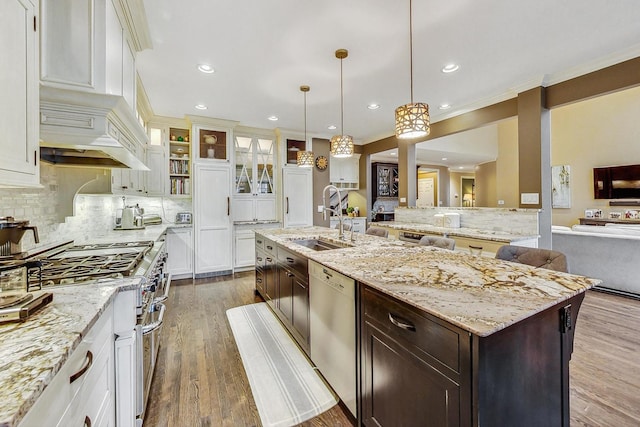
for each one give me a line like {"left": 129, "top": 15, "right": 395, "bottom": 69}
{"left": 255, "top": 227, "right": 600, "bottom": 426}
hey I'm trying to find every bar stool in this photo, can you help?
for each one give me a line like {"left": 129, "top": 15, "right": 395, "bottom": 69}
{"left": 365, "top": 227, "right": 388, "bottom": 238}
{"left": 495, "top": 245, "right": 568, "bottom": 272}
{"left": 418, "top": 235, "right": 456, "bottom": 250}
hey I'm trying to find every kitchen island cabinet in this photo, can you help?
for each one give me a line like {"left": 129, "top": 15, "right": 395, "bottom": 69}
{"left": 254, "top": 227, "right": 599, "bottom": 426}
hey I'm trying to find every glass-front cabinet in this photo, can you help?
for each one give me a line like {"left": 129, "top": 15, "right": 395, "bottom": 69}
{"left": 232, "top": 130, "right": 277, "bottom": 222}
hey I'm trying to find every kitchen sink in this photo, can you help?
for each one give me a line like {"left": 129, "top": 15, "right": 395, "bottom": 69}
{"left": 291, "top": 238, "right": 352, "bottom": 251}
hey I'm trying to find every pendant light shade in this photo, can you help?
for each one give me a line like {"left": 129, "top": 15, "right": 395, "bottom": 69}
{"left": 395, "top": 0, "right": 430, "bottom": 139}
{"left": 330, "top": 49, "right": 354, "bottom": 158}
{"left": 297, "top": 85, "right": 314, "bottom": 167}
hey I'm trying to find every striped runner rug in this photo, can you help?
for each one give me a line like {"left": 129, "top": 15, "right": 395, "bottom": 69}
{"left": 226, "top": 303, "right": 338, "bottom": 427}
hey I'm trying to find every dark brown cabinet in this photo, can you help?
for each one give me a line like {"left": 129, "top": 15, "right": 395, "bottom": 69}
{"left": 277, "top": 246, "right": 310, "bottom": 354}
{"left": 360, "top": 285, "right": 585, "bottom": 427}
{"left": 372, "top": 162, "right": 398, "bottom": 200}
{"left": 361, "top": 286, "right": 469, "bottom": 426}
{"left": 255, "top": 234, "right": 310, "bottom": 356}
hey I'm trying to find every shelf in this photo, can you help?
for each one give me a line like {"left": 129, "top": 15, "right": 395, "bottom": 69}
{"left": 169, "top": 156, "right": 190, "bottom": 161}
{"left": 170, "top": 173, "right": 190, "bottom": 177}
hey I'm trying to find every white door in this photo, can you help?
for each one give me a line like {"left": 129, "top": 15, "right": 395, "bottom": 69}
{"left": 283, "top": 167, "right": 313, "bottom": 228}
{"left": 194, "top": 163, "right": 232, "bottom": 275}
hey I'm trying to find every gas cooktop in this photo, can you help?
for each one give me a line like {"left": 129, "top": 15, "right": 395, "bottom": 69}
{"left": 29, "top": 241, "right": 154, "bottom": 287}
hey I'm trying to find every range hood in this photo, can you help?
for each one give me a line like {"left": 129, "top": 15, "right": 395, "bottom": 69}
{"left": 39, "top": 86, "right": 149, "bottom": 170}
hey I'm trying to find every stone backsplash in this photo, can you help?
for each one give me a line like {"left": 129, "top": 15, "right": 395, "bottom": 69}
{"left": 395, "top": 207, "right": 539, "bottom": 235}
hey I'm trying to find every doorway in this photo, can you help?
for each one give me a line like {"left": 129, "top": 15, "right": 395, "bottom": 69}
{"left": 417, "top": 169, "right": 439, "bottom": 207}
{"left": 461, "top": 177, "right": 475, "bottom": 207}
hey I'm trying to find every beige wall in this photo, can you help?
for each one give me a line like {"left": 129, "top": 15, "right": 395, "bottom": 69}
{"left": 496, "top": 118, "right": 520, "bottom": 207}
{"left": 551, "top": 85, "right": 640, "bottom": 226}
{"left": 449, "top": 171, "right": 473, "bottom": 207}
{"left": 475, "top": 161, "right": 497, "bottom": 207}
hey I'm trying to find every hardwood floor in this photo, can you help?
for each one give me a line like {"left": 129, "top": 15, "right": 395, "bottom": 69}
{"left": 144, "top": 274, "right": 640, "bottom": 427}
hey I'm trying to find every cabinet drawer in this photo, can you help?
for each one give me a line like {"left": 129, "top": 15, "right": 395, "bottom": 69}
{"left": 263, "top": 238, "right": 277, "bottom": 256}
{"left": 362, "top": 286, "right": 463, "bottom": 373}
{"left": 255, "top": 249, "right": 266, "bottom": 269}
{"left": 255, "top": 235, "right": 265, "bottom": 251}
{"left": 277, "top": 246, "right": 308, "bottom": 278}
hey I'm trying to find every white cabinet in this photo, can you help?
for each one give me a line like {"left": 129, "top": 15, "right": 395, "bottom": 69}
{"left": 233, "top": 130, "right": 277, "bottom": 222}
{"left": 234, "top": 228, "right": 256, "bottom": 270}
{"left": 194, "top": 163, "right": 232, "bottom": 276}
{"left": 331, "top": 217, "right": 367, "bottom": 234}
{"left": 283, "top": 167, "right": 313, "bottom": 228}
{"left": 0, "top": 0, "right": 40, "bottom": 187}
{"left": 167, "top": 227, "right": 193, "bottom": 279}
{"left": 146, "top": 148, "right": 166, "bottom": 196}
{"left": 330, "top": 154, "right": 360, "bottom": 190}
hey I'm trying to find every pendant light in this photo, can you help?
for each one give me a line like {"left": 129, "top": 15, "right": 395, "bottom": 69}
{"left": 296, "top": 85, "right": 314, "bottom": 167}
{"left": 330, "top": 49, "right": 354, "bottom": 158}
{"left": 395, "top": 0, "right": 430, "bottom": 139}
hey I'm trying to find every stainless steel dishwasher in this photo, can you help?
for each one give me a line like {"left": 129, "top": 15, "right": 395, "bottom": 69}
{"left": 309, "top": 260, "right": 356, "bottom": 417}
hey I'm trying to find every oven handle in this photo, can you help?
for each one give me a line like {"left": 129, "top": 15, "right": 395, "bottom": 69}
{"left": 142, "top": 303, "right": 166, "bottom": 335}
{"left": 154, "top": 272, "right": 172, "bottom": 304}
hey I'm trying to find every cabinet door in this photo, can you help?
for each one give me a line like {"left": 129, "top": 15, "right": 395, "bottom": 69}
{"left": 167, "top": 228, "right": 193, "bottom": 277}
{"left": 283, "top": 167, "right": 313, "bottom": 227}
{"left": 194, "top": 164, "right": 232, "bottom": 274}
{"left": 278, "top": 267, "right": 294, "bottom": 323}
{"left": 234, "top": 230, "right": 255, "bottom": 268}
{"left": 361, "top": 323, "right": 461, "bottom": 427}
{"left": 0, "top": 0, "right": 39, "bottom": 186}
{"left": 292, "top": 276, "right": 309, "bottom": 347}
{"left": 255, "top": 198, "right": 276, "bottom": 222}
{"left": 232, "top": 198, "right": 256, "bottom": 222}
{"left": 264, "top": 255, "right": 277, "bottom": 305}
{"left": 146, "top": 148, "right": 166, "bottom": 196}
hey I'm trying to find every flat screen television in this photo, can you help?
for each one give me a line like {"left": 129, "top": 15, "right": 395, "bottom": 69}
{"left": 594, "top": 164, "right": 640, "bottom": 199}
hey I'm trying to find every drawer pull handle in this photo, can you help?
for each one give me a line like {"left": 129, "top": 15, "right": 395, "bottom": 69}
{"left": 84, "top": 415, "right": 92, "bottom": 427}
{"left": 388, "top": 313, "right": 416, "bottom": 331}
{"left": 267, "top": 245, "right": 273, "bottom": 250}
{"left": 287, "top": 272, "right": 295, "bottom": 277}
{"left": 286, "top": 257, "right": 295, "bottom": 263}
{"left": 70, "top": 350, "right": 93, "bottom": 383}
{"left": 257, "top": 257, "right": 263, "bottom": 262}
{"left": 266, "top": 257, "right": 273, "bottom": 262}
{"left": 257, "top": 239, "right": 263, "bottom": 244}
{"left": 256, "top": 278, "right": 263, "bottom": 283}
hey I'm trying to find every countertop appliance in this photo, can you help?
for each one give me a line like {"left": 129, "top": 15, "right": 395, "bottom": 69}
{"left": 175, "top": 212, "right": 192, "bottom": 224}
{"left": 116, "top": 206, "right": 145, "bottom": 230}
{"left": 0, "top": 216, "right": 39, "bottom": 258}
{"left": 0, "top": 260, "right": 51, "bottom": 323}
{"left": 309, "top": 260, "right": 356, "bottom": 417}
{"left": 24, "top": 239, "right": 170, "bottom": 424}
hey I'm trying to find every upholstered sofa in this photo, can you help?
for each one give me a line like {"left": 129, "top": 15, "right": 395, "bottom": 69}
{"left": 552, "top": 224, "right": 640, "bottom": 297}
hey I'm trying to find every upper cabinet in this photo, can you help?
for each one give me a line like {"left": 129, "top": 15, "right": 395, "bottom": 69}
{"left": 232, "top": 127, "right": 277, "bottom": 223}
{"left": 330, "top": 154, "right": 360, "bottom": 190}
{"left": 38, "top": 0, "right": 151, "bottom": 170}
{"left": 0, "top": 0, "right": 40, "bottom": 187}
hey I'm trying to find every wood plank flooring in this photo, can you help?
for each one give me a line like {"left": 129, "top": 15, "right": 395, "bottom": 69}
{"left": 144, "top": 273, "right": 640, "bottom": 427}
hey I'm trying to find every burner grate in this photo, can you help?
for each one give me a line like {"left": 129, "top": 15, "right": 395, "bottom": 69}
{"left": 30, "top": 250, "right": 147, "bottom": 286}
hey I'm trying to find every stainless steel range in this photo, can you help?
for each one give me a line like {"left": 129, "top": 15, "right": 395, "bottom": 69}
{"left": 25, "top": 239, "right": 171, "bottom": 424}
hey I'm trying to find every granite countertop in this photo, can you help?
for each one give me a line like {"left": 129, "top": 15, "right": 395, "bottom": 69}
{"left": 0, "top": 278, "right": 142, "bottom": 427}
{"left": 257, "top": 227, "right": 600, "bottom": 337}
{"left": 374, "top": 221, "right": 539, "bottom": 243}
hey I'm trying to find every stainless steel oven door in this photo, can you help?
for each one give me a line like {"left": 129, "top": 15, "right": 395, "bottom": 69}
{"left": 137, "top": 302, "right": 166, "bottom": 423}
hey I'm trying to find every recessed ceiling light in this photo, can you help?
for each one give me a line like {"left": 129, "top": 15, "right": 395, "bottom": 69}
{"left": 459, "top": 166, "right": 464, "bottom": 169}
{"left": 328, "top": 125, "right": 337, "bottom": 130}
{"left": 442, "top": 157, "right": 448, "bottom": 161}
{"left": 268, "top": 115, "right": 278, "bottom": 121}
{"left": 197, "top": 64, "right": 215, "bottom": 73}
{"left": 367, "top": 103, "right": 380, "bottom": 110}
{"left": 195, "top": 104, "right": 207, "bottom": 110}
{"left": 439, "top": 104, "right": 451, "bottom": 110}
{"left": 441, "top": 63, "right": 459, "bottom": 73}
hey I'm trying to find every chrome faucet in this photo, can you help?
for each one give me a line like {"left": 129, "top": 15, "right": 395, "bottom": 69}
{"left": 322, "top": 184, "right": 345, "bottom": 240}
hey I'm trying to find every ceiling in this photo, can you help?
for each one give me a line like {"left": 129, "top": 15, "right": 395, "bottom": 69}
{"left": 137, "top": 0, "right": 640, "bottom": 168}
